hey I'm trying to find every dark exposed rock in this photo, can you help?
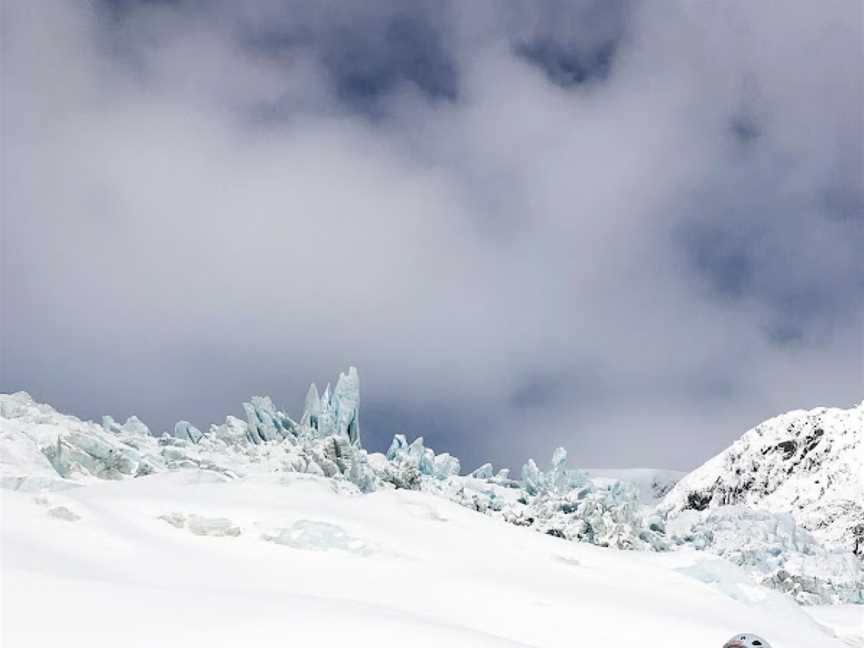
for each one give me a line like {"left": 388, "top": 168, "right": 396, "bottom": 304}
{"left": 686, "top": 491, "right": 712, "bottom": 511}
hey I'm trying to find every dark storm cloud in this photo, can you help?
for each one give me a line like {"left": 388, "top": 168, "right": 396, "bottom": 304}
{"left": 238, "top": 3, "right": 459, "bottom": 115}
{"left": 511, "top": 0, "right": 631, "bottom": 87}
{"left": 2, "top": 0, "right": 862, "bottom": 472}
{"left": 100, "top": 0, "right": 460, "bottom": 116}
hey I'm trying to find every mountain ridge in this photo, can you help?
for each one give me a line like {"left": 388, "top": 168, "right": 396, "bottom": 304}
{"left": 659, "top": 402, "right": 864, "bottom": 555}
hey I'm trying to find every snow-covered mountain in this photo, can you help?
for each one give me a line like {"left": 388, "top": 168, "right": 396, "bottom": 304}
{"left": 659, "top": 403, "right": 864, "bottom": 554}
{"left": 1, "top": 369, "right": 863, "bottom": 646}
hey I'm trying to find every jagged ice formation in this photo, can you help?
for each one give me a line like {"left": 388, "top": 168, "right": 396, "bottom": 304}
{"left": 1, "top": 369, "right": 861, "bottom": 605}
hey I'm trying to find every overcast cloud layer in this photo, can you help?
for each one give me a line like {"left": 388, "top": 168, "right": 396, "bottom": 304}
{"left": 2, "top": 0, "right": 862, "bottom": 471}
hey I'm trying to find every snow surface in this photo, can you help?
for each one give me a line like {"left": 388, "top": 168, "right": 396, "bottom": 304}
{"left": 805, "top": 605, "right": 864, "bottom": 647}
{"left": 0, "top": 470, "right": 854, "bottom": 648}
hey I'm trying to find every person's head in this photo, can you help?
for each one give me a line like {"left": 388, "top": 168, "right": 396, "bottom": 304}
{"left": 723, "top": 634, "right": 770, "bottom": 648}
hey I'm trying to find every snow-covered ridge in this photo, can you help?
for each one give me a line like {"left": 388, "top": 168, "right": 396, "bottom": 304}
{"left": 1, "top": 370, "right": 862, "bottom": 605}
{"left": 659, "top": 403, "right": 864, "bottom": 555}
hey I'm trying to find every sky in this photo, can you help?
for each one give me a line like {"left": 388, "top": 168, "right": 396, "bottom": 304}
{"left": 1, "top": 0, "right": 862, "bottom": 472}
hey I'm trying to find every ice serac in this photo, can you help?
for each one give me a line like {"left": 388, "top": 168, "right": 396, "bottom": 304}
{"left": 380, "top": 434, "right": 461, "bottom": 487}
{"left": 332, "top": 366, "right": 360, "bottom": 446}
{"left": 103, "top": 415, "right": 150, "bottom": 437}
{"left": 298, "top": 367, "right": 360, "bottom": 445}
{"left": 521, "top": 448, "right": 587, "bottom": 496}
{"left": 582, "top": 468, "right": 684, "bottom": 505}
{"left": 387, "top": 435, "right": 435, "bottom": 476}
{"left": 208, "top": 416, "right": 248, "bottom": 446}
{"left": 174, "top": 421, "right": 203, "bottom": 444}
{"left": 668, "top": 506, "right": 863, "bottom": 605}
{"left": 0, "top": 392, "right": 162, "bottom": 484}
{"left": 300, "top": 384, "right": 322, "bottom": 432}
{"left": 432, "top": 453, "right": 460, "bottom": 480}
{"left": 242, "top": 396, "right": 297, "bottom": 444}
{"left": 521, "top": 459, "right": 542, "bottom": 495}
{"left": 470, "top": 463, "right": 494, "bottom": 479}
{"left": 1, "top": 424, "right": 72, "bottom": 491}
{"left": 506, "top": 448, "right": 666, "bottom": 551}
{"left": 0, "top": 369, "right": 371, "bottom": 492}
{"left": 659, "top": 402, "right": 864, "bottom": 554}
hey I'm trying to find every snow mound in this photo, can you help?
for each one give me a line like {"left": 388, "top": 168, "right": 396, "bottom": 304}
{"left": 46, "top": 505, "right": 81, "bottom": 522}
{"left": 158, "top": 512, "right": 242, "bottom": 537}
{"left": 262, "top": 520, "right": 375, "bottom": 556}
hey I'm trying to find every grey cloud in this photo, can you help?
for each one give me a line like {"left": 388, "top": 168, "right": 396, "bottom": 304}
{"left": 509, "top": 0, "right": 631, "bottom": 87}
{"left": 239, "top": 3, "right": 459, "bottom": 115}
{"left": 2, "top": 0, "right": 861, "bottom": 472}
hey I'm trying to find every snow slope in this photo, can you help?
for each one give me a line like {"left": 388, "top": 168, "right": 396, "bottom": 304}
{"left": 0, "top": 470, "right": 851, "bottom": 648}
{"left": 806, "top": 605, "right": 864, "bottom": 647}
{"left": 660, "top": 403, "right": 864, "bottom": 553}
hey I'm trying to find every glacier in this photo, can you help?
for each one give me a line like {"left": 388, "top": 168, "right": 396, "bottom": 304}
{"left": 0, "top": 369, "right": 861, "bottom": 608}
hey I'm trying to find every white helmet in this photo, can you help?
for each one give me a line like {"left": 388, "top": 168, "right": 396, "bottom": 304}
{"left": 723, "top": 634, "right": 771, "bottom": 648}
